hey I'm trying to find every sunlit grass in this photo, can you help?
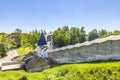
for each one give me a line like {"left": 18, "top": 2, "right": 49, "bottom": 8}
{"left": 0, "top": 61, "right": 120, "bottom": 80}
{"left": 16, "top": 47, "right": 35, "bottom": 60}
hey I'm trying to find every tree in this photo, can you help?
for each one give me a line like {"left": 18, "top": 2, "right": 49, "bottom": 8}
{"left": 98, "top": 29, "right": 107, "bottom": 37}
{"left": 113, "top": 30, "right": 120, "bottom": 35}
{"left": 80, "top": 26, "right": 86, "bottom": 35}
{"left": 0, "top": 42, "right": 8, "bottom": 58}
{"left": 1, "top": 32, "right": 7, "bottom": 43}
{"left": 19, "top": 75, "right": 28, "bottom": 80}
{"left": 114, "top": 30, "right": 120, "bottom": 33}
{"left": 58, "top": 27, "right": 61, "bottom": 30}
{"left": 69, "top": 27, "right": 84, "bottom": 44}
{"left": 35, "top": 29, "right": 38, "bottom": 34}
{"left": 80, "top": 26, "right": 86, "bottom": 42}
{"left": 88, "top": 29, "right": 99, "bottom": 41}
{"left": 43, "top": 30, "right": 47, "bottom": 35}
{"left": 22, "top": 33, "right": 40, "bottom": 48}
{"left": 62, "top": 26, "right": 69, "bottom": 32}
{"left": 31, "top": 33, "right": 40, "bottom": 48}
{"left": 14, "top": 28, "right": 23, "bottom": 48}
{"left": 52, "top": 29, "right": 70, "bottom": 47}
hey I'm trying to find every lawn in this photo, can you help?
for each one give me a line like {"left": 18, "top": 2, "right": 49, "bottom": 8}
{"left": 16, "top": 47, "right": 35, "bottom": 60}
{"left": 0, "top": 61, "right": 120, "bottom": 80}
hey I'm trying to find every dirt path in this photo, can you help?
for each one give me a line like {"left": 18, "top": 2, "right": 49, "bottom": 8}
{"left": 0, "top": 49, "right": 19, "bottom": 66}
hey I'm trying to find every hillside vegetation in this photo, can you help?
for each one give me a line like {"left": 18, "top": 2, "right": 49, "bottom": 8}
{"left": 16, "top": 47, "right": 35, "bottom": 60}
{"left": 0, "top": 61, "right": 120, "bottom": 80}
{"left": 1, "top": 27, "right": 120, "bottom": 58}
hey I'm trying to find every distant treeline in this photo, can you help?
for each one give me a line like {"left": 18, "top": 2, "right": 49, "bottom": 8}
{"left": 52, "top": 26, "right": 120, "bottom": 47}
{"left": 0, "top": 26, "right": 120, "bottom": 49}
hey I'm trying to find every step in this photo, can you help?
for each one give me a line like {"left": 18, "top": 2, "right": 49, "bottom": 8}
{"left": 1, "top": 61, "right": 22, "bottom": 71}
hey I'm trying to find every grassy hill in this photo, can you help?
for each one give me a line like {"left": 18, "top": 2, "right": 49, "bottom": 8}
{"left": 0, "top": 61, "right": 120, "bottom": 80}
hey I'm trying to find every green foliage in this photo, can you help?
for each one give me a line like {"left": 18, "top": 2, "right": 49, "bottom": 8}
{"left": 9, "top": 29, "right": 40, "bottom": 49}
{"left": 69, "top": 27, "right": 80, "bottom": 44}
{"left": 80, "top": 26, "right": 86, "bottom": 35}
{"left": 7, "top": 29, "right": 41, "bottom": 49}
{"left": 16, "top": 47, "right": 34, "bottom": 55}
{"left": 30, "top": 34, "right": 40, "bottom": 48}
{"left": 0, "top": 33, "right": 8, "bottom": 43}
{"left": 80, "top": 26, "right": 86, "bottom": 42}
{"left": 22, "top": 33, "right": 40, "bottom": 49}
{"left": 30, "top": 29, "right": 40, "bottom": 34}
{"left": 62, "top": 26, "right": 69, "bottom": 32}
{"left": 16, "top": 47, "right": 35, "bottom": 60}
{"left": 88, "top": 29, "right": 99, "bottom": 41}
{"left": 113, "top": 30, "right": 120, "bottom": 35}
{"left": 52, "top": 26, "right": 86, "bottom": 48}
{"left": 101, "top": 33, "right": 111, "bottom": 38}
{"left": 0, "top": 42, "right": 9, "bottom": 57}
{"left": 52, "top": 28, "right": 70, "bottom": 47}
{"left": 98, "top": 29, "right": 107, "bottom": 37}
{"left": 19, "top": 75, "right": 28, "bottom": 80}
{"left": 101, "top": 30, "right": 120, "bottom": 38}
{"left": 14, "top": 28, "right": 23, "bottom": 48}
{"left": 52, "top": 27, "right": 120, "bottom": 47}
{"left": 0, "top": 61, "right": 120, "bottom": 80}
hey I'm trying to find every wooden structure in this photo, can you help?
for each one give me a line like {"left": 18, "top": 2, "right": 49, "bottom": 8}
{"left": 23, "top": 52, "right": 50, "bottom": 72}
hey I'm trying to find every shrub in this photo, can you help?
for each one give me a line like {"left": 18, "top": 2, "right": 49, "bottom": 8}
{"left": 19, "top": 75, "right": 28, "bottom": 80}
{"left": 107, "top": 69, "right": 112, "bottom": 75}
{"left": 89, "top": 70, "right": 94, "bottom": 74}
{"left": 0, "top": 42, "right": 9, "bottom": 57}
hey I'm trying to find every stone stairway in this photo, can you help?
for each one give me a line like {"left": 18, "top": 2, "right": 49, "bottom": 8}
{"left": 0, "top": 49, "right": 20, "bottom": 71}
{"left": 1, "top": 61, "right": 22, "bottom": 71}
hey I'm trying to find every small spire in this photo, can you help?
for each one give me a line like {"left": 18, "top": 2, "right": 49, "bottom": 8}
{"left": 37, "top": 32, "right": 47, "bottom": 46}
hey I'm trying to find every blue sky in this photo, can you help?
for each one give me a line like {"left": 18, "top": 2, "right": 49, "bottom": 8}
{"left": 0, "top": 0, "right": 120, "bottom": 33}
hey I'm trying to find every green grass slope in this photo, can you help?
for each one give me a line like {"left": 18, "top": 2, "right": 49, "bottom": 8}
{"left": 0, "top": 61, "right": 120, "bottom": 80}
{"left": 16, "top": 47, "right": 35, "bottom": 60}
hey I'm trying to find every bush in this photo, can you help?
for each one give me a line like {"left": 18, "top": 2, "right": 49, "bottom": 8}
{"left": 19, "top": 75, "right": 28, "bottom": 80}
{"left": 0, "top": 42, "right": 9, "bottom": 57}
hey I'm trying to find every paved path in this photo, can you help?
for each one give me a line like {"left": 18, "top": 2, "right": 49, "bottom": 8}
{"left": 0, "top": 49, "right": 20, "bottom": 66}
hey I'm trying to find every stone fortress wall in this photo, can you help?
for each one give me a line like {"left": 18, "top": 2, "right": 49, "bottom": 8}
{"left": 48, "top": 35, "right": 120, "bottom": 63}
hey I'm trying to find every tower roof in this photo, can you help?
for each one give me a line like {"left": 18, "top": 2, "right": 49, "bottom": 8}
{"left": 37, "top": 32, "right": 47, "bottom": 46}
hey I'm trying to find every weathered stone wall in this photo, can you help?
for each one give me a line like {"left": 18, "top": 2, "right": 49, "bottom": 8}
{"left": 48, "top": 35, "right": 120, "bottom": 63}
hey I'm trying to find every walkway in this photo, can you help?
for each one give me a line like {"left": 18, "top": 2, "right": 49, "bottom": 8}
{"left": 0, "top": 49, "right": 20, "bottom": 67}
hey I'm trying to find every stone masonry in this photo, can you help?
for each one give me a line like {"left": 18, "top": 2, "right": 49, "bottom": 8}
{"left": 48, "top": 35, "right": 120, "bottom": 63}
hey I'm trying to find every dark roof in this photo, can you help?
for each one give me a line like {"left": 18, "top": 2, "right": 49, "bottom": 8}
{"left": 23, "top": 52, "right": 50, "bottom": 72}
{"left": 37, "top": 32, "right": 47, "bottom": 46}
